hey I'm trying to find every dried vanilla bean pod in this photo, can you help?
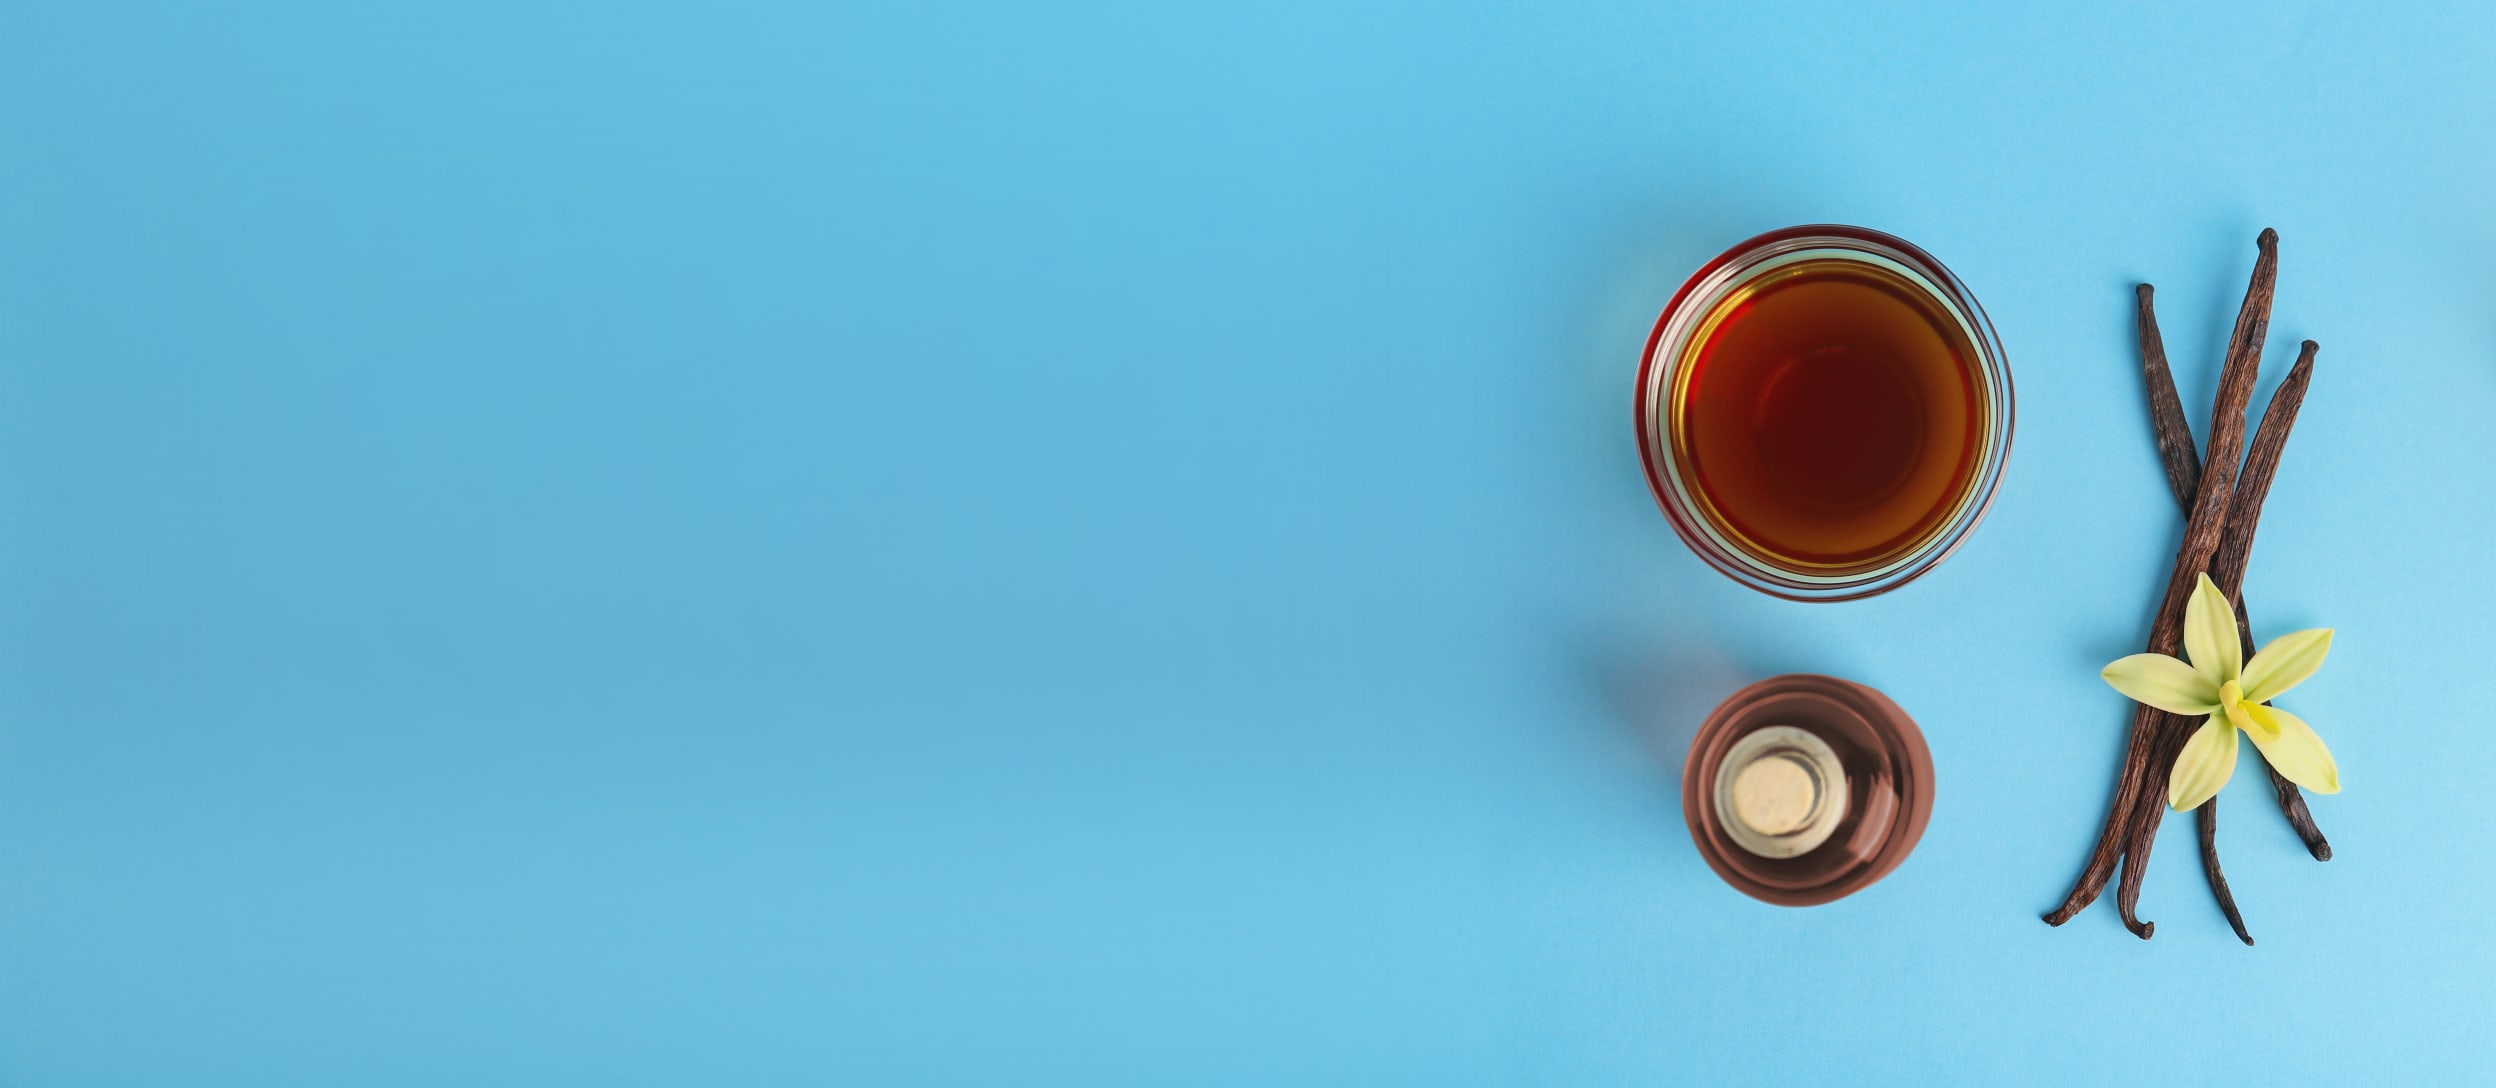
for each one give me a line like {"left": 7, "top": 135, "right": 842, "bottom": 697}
{"left": 2198, "top": 796, "right": 2253, "bottom": 943}
{"left": 2136, "top": 285, "right": 2201, "bottom": 504}
{"left": 2135, "top": 302, "right": 2325, "bottom": 941}
{"left": 2046, "top": 229, "right": 2276, "bottom": 932}
{"left": 2216, "top": 349, "right": 2326, "bottom": 858}
{"left": 2133, "top": 284, "right": 2253, "bottom": 942}
{"left": 2272, "top": 763, "right": 2332, "bottom": 861}
{"left": 2134, "top": 295, "right": 2332, "bottom": 861}
{"left": 2114, "top": 707, "right": 2193, "bottom": 937}
{"left": 2237, "top": 593, "right": 2331, "bottom": 859}
{"left": 2127, "top": 343, "right": 2321, "bottom": 918}
{"left": 2208, "top": 341, "right": 2316, "bottom": 594}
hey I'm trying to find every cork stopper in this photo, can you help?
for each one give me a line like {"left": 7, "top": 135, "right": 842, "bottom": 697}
{"left": 1712, "top": 725, "right": 1848, "bottom": 858}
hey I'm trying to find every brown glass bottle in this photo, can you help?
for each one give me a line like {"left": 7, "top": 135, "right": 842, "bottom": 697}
{"left": 1682, "top": 674, "right": 1934, "bottom": 906}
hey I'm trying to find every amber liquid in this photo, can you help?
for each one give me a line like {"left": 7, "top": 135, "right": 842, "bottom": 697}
{"left": 1673, "top": 260, "right": 1985, "bottom": 571}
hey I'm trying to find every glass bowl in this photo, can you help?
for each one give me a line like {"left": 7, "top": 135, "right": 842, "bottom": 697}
{"left": 1634, "top": 225, "right": 2013, "bottom": 601}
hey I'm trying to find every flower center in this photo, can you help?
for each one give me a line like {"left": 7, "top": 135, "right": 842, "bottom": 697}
{"left": 2213, "top": 678, "right": 2278, "bottom": 741}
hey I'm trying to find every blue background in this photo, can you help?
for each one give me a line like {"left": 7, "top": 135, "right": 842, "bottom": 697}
{"left": 5, "top": 2, "right": 2494, "bottom": 1084}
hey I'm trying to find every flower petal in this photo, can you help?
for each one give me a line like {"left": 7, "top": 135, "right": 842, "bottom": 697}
{"left": 2182, "top": 572, "right": 2242, "bottom": 686}
{"left": 2168, "top": 714, "right": 2239, "bottom": 810}
{"left": 2241, "top": 628, "right": 2333, "bottom": 704}
{"left": 2102, "top": 654, "right": 2221, "bottom": 715}
{"left": 2242, "top": 703, "right": 2339, "bottom": 794}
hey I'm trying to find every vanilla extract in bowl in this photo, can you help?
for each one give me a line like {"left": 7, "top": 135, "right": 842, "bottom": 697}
{"left": 1637, "top": 225, "right": 2011, "bottom": 600}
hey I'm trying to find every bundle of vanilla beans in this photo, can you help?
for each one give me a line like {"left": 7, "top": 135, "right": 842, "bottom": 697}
{"left": 2043, "top": 229, "right": 2329, "bottom": 944}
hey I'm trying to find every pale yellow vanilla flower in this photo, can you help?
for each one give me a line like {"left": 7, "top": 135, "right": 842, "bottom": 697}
{"left": 2101, "top": 572, "right": 2339, "bottom": 810}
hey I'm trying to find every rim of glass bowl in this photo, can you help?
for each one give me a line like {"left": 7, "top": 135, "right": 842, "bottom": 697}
{"left": 1633, "top": 225, "right": 2013, "bottom": 602}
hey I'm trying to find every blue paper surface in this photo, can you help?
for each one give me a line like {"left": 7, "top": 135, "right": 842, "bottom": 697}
{"left": 5, "top": 1, "right": 2494, "bottom": 1083}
